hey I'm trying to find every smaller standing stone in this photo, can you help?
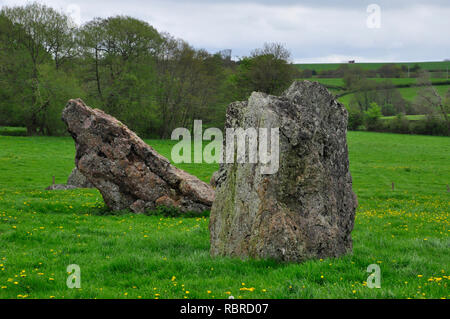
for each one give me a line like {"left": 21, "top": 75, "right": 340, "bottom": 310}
{"left": 61, "top": 98, "right": 215, "bottom": 214}
{"left": 67, "top": 167, "right": 94, "bottom": 188}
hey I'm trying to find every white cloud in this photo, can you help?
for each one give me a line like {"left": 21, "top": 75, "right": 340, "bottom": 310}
{"left": 1, "top": 0, "right": 449, "bottom": 62}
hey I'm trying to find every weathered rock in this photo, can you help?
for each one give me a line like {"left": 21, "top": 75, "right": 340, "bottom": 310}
{"left": 209, "top": 170, "right": 223, "bottom": 188}
{"left": 61, "top": 98, "right": 214, "bottom": 213}
{"left": 209, "top": 80, "right": 357, "bottom": 262}
{"left": 67, "top": 167, "right": 94, "bottom": 188}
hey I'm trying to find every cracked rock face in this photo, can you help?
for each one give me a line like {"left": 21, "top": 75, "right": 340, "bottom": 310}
{"left": 62, "top": 99, "right": 214, "bottom": 214}
{"left": 209, "top": 81, "right": 358, "bottom": 262}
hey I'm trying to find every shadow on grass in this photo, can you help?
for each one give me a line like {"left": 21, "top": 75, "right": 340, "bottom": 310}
{"left": 0, "top": 126, "right": 27, "bottom": 136}
{"left": 91, "top": 204, "right": 210, "bottom": 219}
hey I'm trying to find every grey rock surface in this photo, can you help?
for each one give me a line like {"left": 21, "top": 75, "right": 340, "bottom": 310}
{"left": 209, "top": 80, "right": 358, "bottom": 262}
{"left": 62, "top": 98, "right": 214, "bottom": 214}
{"left": 67, "top": 167, "right": 94, "bottom": 188}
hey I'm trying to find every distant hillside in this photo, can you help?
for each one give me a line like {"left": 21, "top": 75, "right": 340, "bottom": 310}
{"left": 295, "top": 61, "right": 450, "bottom": 72}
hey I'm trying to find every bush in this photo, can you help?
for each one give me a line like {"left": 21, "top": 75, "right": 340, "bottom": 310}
{"left": 410, "top": 116, "right": 449, "bottom": 136}
{"left": 388, "top": 113, "right": 411, "bottom": 134}
{"left": 381, "top": 103, "right": 396, "bottom": 116}
{"left": 347, "top": 108, "right": 364, "bottom": 130}
{"left": 364, "top": 102, "right": 382, "bottom": 131}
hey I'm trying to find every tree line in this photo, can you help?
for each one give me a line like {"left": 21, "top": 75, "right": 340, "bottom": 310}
{"left": 298, "top": 63, "right": 448, "bottom": 79}
{"left": 0, "top": 2, "right": 298, "bottom": 138}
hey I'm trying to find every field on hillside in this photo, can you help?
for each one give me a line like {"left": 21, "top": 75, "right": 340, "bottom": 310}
{"left": 299, "top": 77, "right": 450, "bottom": 107}
{"left": 295, "top": 61, "right": 450, "bottom": 72}
{"left": 0, "top": 132, "right": 449, "bottom": 299}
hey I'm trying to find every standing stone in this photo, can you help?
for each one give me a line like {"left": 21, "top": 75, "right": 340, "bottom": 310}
{"left": 209, "top": 81, "right": 357, "bottom": 262}
{"left": 62, "top": 99, "right": 214, "bottom": 213}
{"left": 67, "top": 167, "right": 94, "bottom": 188}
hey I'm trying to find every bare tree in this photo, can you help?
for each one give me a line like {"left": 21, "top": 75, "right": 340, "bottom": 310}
{"left": 415, "top": 71, "right": 449, "bottom": 131}
{"left": 251, "top": 42, "right": 291, "bottom": 61}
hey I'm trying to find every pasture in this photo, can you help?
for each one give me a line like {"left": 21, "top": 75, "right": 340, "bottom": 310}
{"left": 295, "top": 61, "right": 450, "bottom": 72}
{"left": 0, "top": 132, "right": 449, "bottom": 299}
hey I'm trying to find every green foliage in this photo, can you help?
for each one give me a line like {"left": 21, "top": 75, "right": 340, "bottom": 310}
{"left": 388, "top": 113, "right": 410, "bottom": 134}
{"left": 229, "top": 43, "right": 297, "bottom": 100}
{"left": 364, "top": 102, "right": 382, "bottom": 130}
{"left": 381, "top": 103, "right": 396, "bottom": 116}
{"left": 347, "top": 107, "right": 364, "bottom": 130}
{"left": 35, "top": 64, "right": 86, "bottom": 135}
{"left": 0, "top": 4, "right": 236, "bottom": 138}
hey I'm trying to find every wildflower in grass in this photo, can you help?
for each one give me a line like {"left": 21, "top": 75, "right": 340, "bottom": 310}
{"left": 207, "top": 291, "right": 211, "bottom": 294}
{"left": 171, "top": 276, "right": 176, "bottom": 281}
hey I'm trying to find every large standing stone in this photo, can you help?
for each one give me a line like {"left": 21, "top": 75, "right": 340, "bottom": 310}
{"left": 62, "top": 99, "right": 214, "bottom": 213}
{"left": 209, "top": 81, "right": 357, "bottom": 262}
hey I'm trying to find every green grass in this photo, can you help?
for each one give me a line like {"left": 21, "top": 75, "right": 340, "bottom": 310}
{"left": 0, "top": 132, "right": 449, "bottom": 299}
{"left": 303, "top": 77, "right": 449, "bottom": 88}
{"left": 298, "top": 78, "right": 450, "bottom": 107}
{"left": 336, "top": 84, "right": 450, "bottom": 107}
{"left": 380, "top": 114, "right": 450, "bottom": 121}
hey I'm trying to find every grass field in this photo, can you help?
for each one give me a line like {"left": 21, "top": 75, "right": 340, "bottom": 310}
{"left": 295, "top": 61, "right": 450, "bottom": 72}
{"left": 298, "top": 78, "right": 450, "bottom": 107}
{"left": 0, "top": 132, "right": 449, "bottom": 299}
{"left": 302, "top": 77, "right": 450, "bottom": 88}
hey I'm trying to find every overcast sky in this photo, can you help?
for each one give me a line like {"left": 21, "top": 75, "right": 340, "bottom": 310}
{"left": 2, "top": 0, "right": 450, "bottom": 63}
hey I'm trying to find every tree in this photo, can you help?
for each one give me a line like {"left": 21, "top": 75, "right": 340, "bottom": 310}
{"left": 342, "top": 66, "right": 367, "bottom": 90}
{"left": 78, "top": 18, "right": 107, "bottom": 100}
{"left": 1, "top": 3, "right": 75, "bottom": 134}
{"left": 35, "top": 63, "right": 86, "bottom": 135}
{"left": 230, "top": 43, "right": 296, "bottom": 99}
{"left": 415, "top": 71, "right": 449, "bottom": 132}
{"left": 250, "top": 42, "right": 291, "bottom": 61}
{"left": 364, "top": 102, "right": 382, "bottom": 130}
{"left": 0, "top": 14, "right": 33, "bottom": 126}
{"left": 1, "top": 3, "right": 235, "bottom": 138}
